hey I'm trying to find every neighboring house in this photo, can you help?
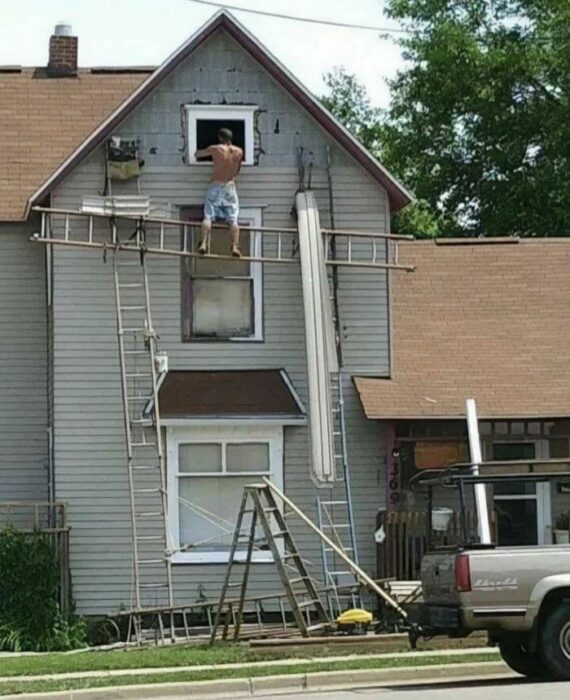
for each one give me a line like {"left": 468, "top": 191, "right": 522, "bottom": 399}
{"left": 356, "top": 239, "right": 570, "bottom": 578}
{"left": 0, "top": 12, "right": 412, "bottom": 615}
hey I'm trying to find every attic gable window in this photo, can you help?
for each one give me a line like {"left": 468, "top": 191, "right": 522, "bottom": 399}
{"left": 185, "top": 105, "right": 256, "bottom": 165}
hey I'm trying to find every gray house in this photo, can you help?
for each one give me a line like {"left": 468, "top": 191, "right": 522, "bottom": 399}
{"left": 0, "top": 11, "right": 413, "bottom": 616}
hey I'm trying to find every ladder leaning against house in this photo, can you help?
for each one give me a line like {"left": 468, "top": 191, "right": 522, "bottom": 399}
{"left": 112, "top": 239, "right": 174, "bottom": 615}
{"left": 31, "top": 202, "right": 414, "bottom": 629}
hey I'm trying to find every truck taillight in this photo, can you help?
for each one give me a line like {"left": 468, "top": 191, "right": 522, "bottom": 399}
{"left": 455, "top": 554, "right": 471, "bottom": 592}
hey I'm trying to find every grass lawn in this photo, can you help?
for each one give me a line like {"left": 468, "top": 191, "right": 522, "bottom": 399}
{"left": 0, "top": 639, "right": 460, "bottom": 678}
{"left": 0, "top": 652, "right": 500, "bottom": 696}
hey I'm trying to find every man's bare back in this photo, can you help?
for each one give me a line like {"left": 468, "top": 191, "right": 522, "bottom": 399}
{"left": 204, "top": 144, "right": 243, "bottom": 183}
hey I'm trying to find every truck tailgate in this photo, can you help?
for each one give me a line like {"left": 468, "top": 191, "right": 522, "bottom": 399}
{"left": 421, "top": 550, "right": 460, "bottom": 605}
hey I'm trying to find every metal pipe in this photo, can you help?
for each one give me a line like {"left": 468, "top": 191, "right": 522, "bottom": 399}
{"left": 466, "top": 399, "right": 492, "bottom": 544}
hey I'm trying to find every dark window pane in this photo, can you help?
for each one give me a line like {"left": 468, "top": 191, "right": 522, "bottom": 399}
{"left": 550, "top": 438, "right": 570, "bottom": 459}
{"left": 494, "top": 499, "right": 538, "bottom": 546}
{"left": 494, "top": 481, "right": 536, "bottom": 496}
{"left": 492, "top": 442, "right": 536, "bottom": 461}
{"left": 196, "top": 119, "right": 246, "bottom": 160}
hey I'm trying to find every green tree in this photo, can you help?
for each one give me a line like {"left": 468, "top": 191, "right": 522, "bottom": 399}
{"left": 383, "top": 0, "right": 570, "bottom": 236}
{"left": 322, "top": 68, "right": 443, "bottom": 237}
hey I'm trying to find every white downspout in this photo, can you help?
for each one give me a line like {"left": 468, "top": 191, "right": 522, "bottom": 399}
{"left": 296, "top": 191, "right": 336, "bottom": 484}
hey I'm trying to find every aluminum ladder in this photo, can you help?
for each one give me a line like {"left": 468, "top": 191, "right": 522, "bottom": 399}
{"left": 315, "top": 224, "right": 360, "bottom": 615}
{"left": 113, "top": 251, "right": 174, "bottom": 615}
{"left": 317, "top": 371, "right": 361, "bottom": 616}
{"left": 210, "top": 483, "right": 332, "bottom": 642}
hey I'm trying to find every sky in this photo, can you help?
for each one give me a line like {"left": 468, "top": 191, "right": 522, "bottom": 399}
{"left": 0, "top": 0, "right": 406, "bottom": 108}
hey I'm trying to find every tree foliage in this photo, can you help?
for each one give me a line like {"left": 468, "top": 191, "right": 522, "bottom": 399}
{"left": 322, "top": 1, "right": 569, "bottom": 236}
{"left": 383, "top": 0, "right": 570, "bottom": 236}
{"left": 322, "top": 68, "right": 443, "bottom": 237}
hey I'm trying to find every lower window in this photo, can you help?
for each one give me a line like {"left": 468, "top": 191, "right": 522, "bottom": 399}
{"left": 166, "top": 424, "right": 283, "bottom": 563}
{"left": 181, "top": 208, "right": 263, "bottom": 341}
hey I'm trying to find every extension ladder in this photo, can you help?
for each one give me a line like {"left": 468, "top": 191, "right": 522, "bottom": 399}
{"left": 317, "top": 371, "right": 361, "bottom": 616}
{"left": 113, "top": 251, "right": 173, "bottom": 613}
{"left": 210, "top": 483, "right": 332, "bottom": 642}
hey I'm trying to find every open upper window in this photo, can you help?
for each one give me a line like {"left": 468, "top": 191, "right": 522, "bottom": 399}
{"left": 185, "top": 105, "right": 256, "bottom": 165}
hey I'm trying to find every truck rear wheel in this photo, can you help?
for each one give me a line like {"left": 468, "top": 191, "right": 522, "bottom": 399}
{"left": 540, "top": 602, "right": 570, "bottom": 680}
{"left": 498, "top": 636, "right": 547, "bottom": 678}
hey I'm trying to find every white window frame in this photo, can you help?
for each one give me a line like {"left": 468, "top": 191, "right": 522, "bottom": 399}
{"left": 189, "top": 207, "right": 263, "bottom": 341}
{"left": 185, "top": 105, "right": 257, "bottom": 165}
{"left": 167, "top": 423, "right": 284, "bottom": 564}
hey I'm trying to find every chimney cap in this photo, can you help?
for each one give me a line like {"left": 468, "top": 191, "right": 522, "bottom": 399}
{"left": 54, "top": 23, "right": 74, "bottom": 37}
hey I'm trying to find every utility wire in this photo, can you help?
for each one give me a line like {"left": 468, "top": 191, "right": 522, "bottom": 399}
{"left": 185, "top": 0, "right": 567, "bottom": 43}
{"left": 185, "top": 0, "right": 411, "bottom": 34}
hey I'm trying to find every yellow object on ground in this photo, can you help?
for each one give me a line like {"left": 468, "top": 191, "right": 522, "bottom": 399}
{"left": 337, "top": 608, "right": 374, "bottom": 626}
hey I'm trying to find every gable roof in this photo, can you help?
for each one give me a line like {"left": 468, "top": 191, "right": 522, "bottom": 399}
{"left": 26, "top": 10, "right": 413, "bottom": 218}
{"left": 0, "top": 68, "right": 151, "bottom": 221}
{"left": 355, "top": 238, "right": 570, "bottom": 420}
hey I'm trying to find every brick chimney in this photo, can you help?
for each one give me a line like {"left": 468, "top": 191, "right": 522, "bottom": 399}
{"left": 47, "top": 23, "right": 78, "bottom": 77}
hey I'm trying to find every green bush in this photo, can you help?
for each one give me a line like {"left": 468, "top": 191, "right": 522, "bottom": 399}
{"left": 0, "top": 526, "right": 85, "bottom": 651}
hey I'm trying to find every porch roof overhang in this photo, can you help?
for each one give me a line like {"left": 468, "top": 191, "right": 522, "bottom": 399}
{"left": 159, "top": 369, "right": 306, "bottom": 421}
{"left": 354, "top": 376, "right": 570, "bottom": 421}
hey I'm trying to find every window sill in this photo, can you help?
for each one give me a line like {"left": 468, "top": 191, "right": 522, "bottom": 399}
{"left": 188, "top": 161, "right": 255, "bottom": 167}
{"left": 171, "top": 551, "right": 275, "bottom": 565}
{"left": 182, "top": 337, "right": 265, "bottom": 343}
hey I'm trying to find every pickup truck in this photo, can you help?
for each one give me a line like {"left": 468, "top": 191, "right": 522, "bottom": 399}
{"left": 414, "top": 544, "right": 570, "bottom": 680}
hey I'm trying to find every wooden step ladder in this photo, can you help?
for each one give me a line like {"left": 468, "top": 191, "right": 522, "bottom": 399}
{"left": 210, "top": 483, "right": 332, "bottom": 642}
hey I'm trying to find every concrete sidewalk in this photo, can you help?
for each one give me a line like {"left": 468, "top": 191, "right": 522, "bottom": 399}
{"left": 0, "top": 661, "right": 513, "bottom": 700}
{"left": 0, "top": 646, "right": 499, "bottom": 684}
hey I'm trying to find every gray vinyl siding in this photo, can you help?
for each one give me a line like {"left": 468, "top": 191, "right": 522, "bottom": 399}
{"left": 0, "top": 224, "right": 48, "bottom": 503}
{"left": 50, "top": 28, "right": 390, "bottom": 613}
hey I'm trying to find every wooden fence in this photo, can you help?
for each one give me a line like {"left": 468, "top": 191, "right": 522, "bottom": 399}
{"left": 0, "top": 502, "right": 70, "bottom": 617}
{"left": 377, "top": 510, "right": 479, "bottom": 581}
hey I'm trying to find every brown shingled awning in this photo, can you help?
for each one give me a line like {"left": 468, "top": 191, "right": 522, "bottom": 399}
{"left": 159, "top": 370, "right": 305, "bottom": 419}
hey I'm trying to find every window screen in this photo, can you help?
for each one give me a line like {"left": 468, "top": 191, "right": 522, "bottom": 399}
{"left": 226, "top": 443, "right": 270, "bottom": 473}
{"left": 177, "top": 439, "right": 272, "bottom": 552}
{"left": 196, "top": 119, "right": 246, "bottom": 161}
{"left": 179, "top": 444, "right": 222, "bottom": 473}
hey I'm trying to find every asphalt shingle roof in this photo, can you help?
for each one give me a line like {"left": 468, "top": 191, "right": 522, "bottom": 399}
{"left": 0, "top": 68, "right": 150, "bottom": 221}
{"left": 355, "top": 238, "right": 570, "bottom": 420}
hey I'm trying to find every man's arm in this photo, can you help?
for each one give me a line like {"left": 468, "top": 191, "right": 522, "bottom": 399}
{"left": 236, "top": 147, "right": 244, "bottom": 174}
{"left": 195, "top": 145, "right": 217, "bottom": 159}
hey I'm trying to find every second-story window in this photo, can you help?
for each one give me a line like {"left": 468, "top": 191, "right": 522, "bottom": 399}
{"left": 181, "top": 208, "right": 263, "bottom": 341}
{"left": 185, "top": 105, "right": 256, "bottom": 165}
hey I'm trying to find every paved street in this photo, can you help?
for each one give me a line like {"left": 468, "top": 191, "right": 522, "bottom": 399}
{"left": 259, "top": 678, "right": 570, "bottom": 699}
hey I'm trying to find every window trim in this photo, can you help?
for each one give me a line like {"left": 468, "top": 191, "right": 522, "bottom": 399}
{"left": 185, "top": 104, "right": 257, "bottom": 166}
{"left": 167, "top": 423, "right": 284, "bottom": 564}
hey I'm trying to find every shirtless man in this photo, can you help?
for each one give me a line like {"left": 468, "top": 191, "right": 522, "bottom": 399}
{"left": 196, "top": 128, "right": 244, "bottom": 257}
